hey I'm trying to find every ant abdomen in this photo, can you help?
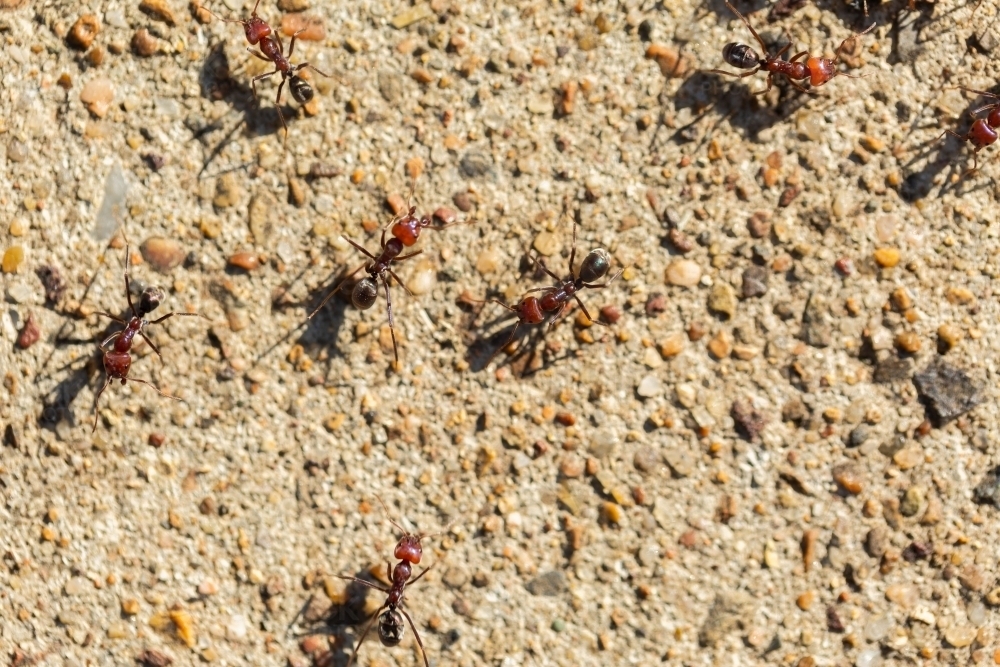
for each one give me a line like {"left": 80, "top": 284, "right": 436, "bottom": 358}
{"left": 579, "top": 248, "right": 611, "bottom": 284}
{"left": 378, "top": 609, "right": 405, "bottom": 647}
{"left": 289, "top": 76, "right": 314, "bottom": 104}
{"left": 138, "top": 286, "right": 165, "bottom": 318}
{"left": 352, "top": 277, "right": 379, "bottom": 310}
{"left": 722, "top": 42, "right": 759, "bottom": 70}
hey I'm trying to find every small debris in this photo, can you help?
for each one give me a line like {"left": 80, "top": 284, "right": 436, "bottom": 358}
{"left": 636, "top": 374, "right": 663, "bottom": 398}
{"left": 228, "top": 252, "right": 261, "bottom": 272}
{"left": 139, "top": 0, "right": 177, "bottom": 24}
{"left": 2, "top": 246, "right": 25, "bottom": 273}
{"left": 645, "top": 44, "right": 689, "bottom": 77}
{"left": 16, "top": 313, "right": 40, "bottom": 349}
{"left": 136, "top": 649, "right": 174, "bottom": 667}
{"left": 973, "top": 466, "right": 1000, "bottom": 507}
{"left": 80, "top": 78, "right": 115, "bottom": 118}
{"left": 280, "top": 13, "right": 325, "bottom": 41}
{"left": 731, "top": 400, "right": 766, "bottom": 441}
{"left": 741, "top": 266, "right": 768, "bottom": 298}
{"left": 391, "top": 2, "right": 434, "bottom": 29}
{"left": 707, "top": 283, "right": 736, "bottom": 319}
{"left": 665, "top": 259, "right": 701, "bottom": 287}
{"left": 912, "top": 360, "right": 982, "bottom": 424}
{"left": 799, "top": 293, "right": 831, "bottom": 348}
{"left": 68, "top": 14, "right": 100, "bottom": 49}
{"left": 525, "top": 570, "right": 567, "bottom": 596}
{"left": 832, "top": 463, "right": 862, "bottom": 494}
{"left": 873, "top": 357, "right": 912, "bottom": 384}
{"left": 132, "top": 29, "right": 159, "bottom": 57}
{"left": 140, "top": 237, "right": 186, "bottom": 273}
{"left": 698, "top": 592, "right": 752, "bottom": 647}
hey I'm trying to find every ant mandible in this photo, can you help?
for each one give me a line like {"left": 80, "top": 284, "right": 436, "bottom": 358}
{"left": 332, "top": 497, "right": 448, "bottom": 667}
{"left": 92, "top": 243, "right": 201, "bottom": 432}
{"left": 708, "top": 1, "right": 875, "bottom": 95}
{"left": 205, "top": 0, "right": 330, "bottom": 138}
{"left": 941, "top": 86, "right": 1000, "bottom": 172}
{"left": 484, "top": 221, "right": 623, "bottom": 368}
{"left": 308, "top": 187, "right": 453, "bottom": 364}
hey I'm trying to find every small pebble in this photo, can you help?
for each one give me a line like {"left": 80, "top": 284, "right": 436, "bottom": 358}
{"left": 139, "top": 0, "right": 176, "bottom": 24}
{"left": 874, "top": 247, "right": 900, "bottom": 268}
{"left": 884, "top": 583, "right": 918, "bottom": 608}
{"left": 801, "top": 529, "right": 818, "bottom": 572}
{"left": 832, "top": 463, "right": 863, "bottom": 494}
{"left": 865, "top": 527, "right": 888, "bottom": 558}
{"left": 140, "top": 237, "right": 186, "bottom": 273}
{"left": 2, "top": 246, "right": 25, "bottom": 273}
{"left": 847, "top": 424, "right": 869, "bottom": 448}
{"left": 659, "top": 333, "right": 684, "bottom": 358}
{"left": 452, "top": 191, "right": 472, "bottom": 212}
{"left": 835, "top": 257, "right": 855, "bottom": 276}
{"left": 894, "top": 331, "right": 921, "bottom": 353}
{"left": 601, "top": 501, "right": 622, "bottom": 524}
{"left": 559, "top": 456, "right": 584, "bottom": 478}
{"left": 944, "top": 626, "right": 977, "bottom": 648}
{"left": 667, "top": 229, "right": 694, "bottom": 253}
{"left": 707, "top": 330, "right": 732, "bottom": 359}
{"left": 747, "top": 211, "right": 771, "bottom": 238}
{"left": 280, "top": 13, "right": 325, "bottom": 41}
{"left": 937, "top": 323, "right": 962, "bottom": 352}
{"left": 228, "top": 252, "right": 260, "bottom": 271}
{"left": 391, "top": 2, "right": 434, "bottom": 29}
{"left": 525, "top": 570, "right": 567, "bottom": 596}
{"left": 913, "top": 360, "right": 982, "bottom": 424}
{"left": 80, "top": 78, "right": 115, "bottom": 118}
{"left": 665, "top": 259, "right": 701, "bottom": 286}
{"left": 532, "top": 231, "right": 560, "bottom": 257}
{"left": 707, "top": 283, "right": 736, "bottom": 319}
{"left": 432, "top": 207, "right": 456, "bottom": 225}
{"left": 475, "top": 247, "right": 501, "bottom": 275}
{"left": 796, "top": 590, "right": 816, "bottom": 610}
{"left": 644, "top": 43, "right": 689, "bottom": 77}
{"left": 899, "top": 486, "right": 924, "bottom": 516}
{"left": 406, "top": 261, "right": 436, "bottom": 296}
{"left": 741, "top": 266, "right": 768, "bottom": 298}
{"left": 132, "top": 29, "right": 159, "bottom": 57}
{"left": 636, "top": 374, "right": 663, "bottom": 398}
{"left": 892, "top": 446, "right": 922, "bottom": 470}
{"left": 68, "top": 14, "right": 100, "bottom": 50}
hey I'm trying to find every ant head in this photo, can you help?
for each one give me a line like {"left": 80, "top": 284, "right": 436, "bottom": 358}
{"left": 578, "top": 248, "right": 611, "bottom": 284}
{"left": 138, "top": 286, "right": 166, "bottom": 317}
{"left": 242, "top": 16, "right": 271, "bottom": 45}
{"left": 377, "top": 608, "right": 405, "bottom": 647}
{"left": 352, "top": 277, "right": 379, "bottom": 310}
{"left": 394, "top": 534, "right": 423, "bottom": 564}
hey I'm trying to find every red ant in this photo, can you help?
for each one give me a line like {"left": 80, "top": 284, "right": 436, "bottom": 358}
{"left": 205, "top": 0, "right": 330, "bottom": 138}
{"left": 92, "top": 244, "right": 201, "bottom": 432}
{"left": 308, "top": 189, "right": 453, "bottom": 364}
{"left": 484, "top": 222, "right": 623, "bottom": 368}
{"left": 941, "top": 86, "right": 1000, "bottom": 172}
{"left": 332, "top": 497, "right": 448, "bottom": 667}
{"left": 708, "top": 1, "right": 874, "bottom": 95}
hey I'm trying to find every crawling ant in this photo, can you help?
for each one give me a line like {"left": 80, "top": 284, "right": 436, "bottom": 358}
{"left": 92, "top": 244, "right": 201, "bottom": 431}
{"left": 708, "top": 1, "right": 875, "bottom": 95}
{"left": 205, "top": 0, "right": 330, "bottom": 138}
{"left": 483, "top": 222, "right": 623, "bottom": 368}
{"left": 332, "top": 497, "right": 448, "bottom": 667}
{"left": 308, "top": 189, "right": 453, "bottom": 364}
{"left": 941, "top": 86, "right": 1000, "bottom": 172}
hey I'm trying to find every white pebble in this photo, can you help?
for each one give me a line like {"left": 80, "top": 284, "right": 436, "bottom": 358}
{"left": 636, "top": 374, "right": 663, "bottom": 398}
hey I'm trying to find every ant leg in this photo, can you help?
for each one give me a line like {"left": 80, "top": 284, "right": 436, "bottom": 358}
{"left": 383, "top": 279, "right": 400, "bottom": 364}
{"left": 122, "top": 245, "right": 140, "bottom": 319}
{"left": 92, "top": 376, "right": 112, "bottom": 433}
{"left": 148, "top": 311, "right": 202, "bottom": 325}
{"left": 296, "top": 62, "right": 332, "bottom": 78}
{"left": 344, "top": 236, "right": 379, "bottom": 261}
{"left": 250, "top": 68, "right": 277, "bottom": 99}
{"left": 788, "top": 79, "right": 813, "bottom": 94}
{"left": 568, "top": 220, "right": 578, "bottom": 280}
{"left": 94, "top": 311, "right": 128, "bottom": 325}
{"left": 960, "top": 86, "right": 1000, "bottom": 103}
{"left": 407, "top": 561, "right": 437, "bottom": 586}
{"left": 572, "top": 296, "right": 605, "bottom": 327}
{"left": 398, "top": 607, "right": 430, "bottom": 667}
{"left": 724, "top": 0, "right": 769, "bottom": 55}
{"left": 345, "top": 604, "right": 385, "bottom": 667}
{"left": 100, "top": 330, "right": 122, "bottom": 349}
{"left": 330, "top": 573, "right": 390, "bottom": 593}
{"left": 307, "top": 263, "right": 366, "bottom": 319}
{"left": 394, "top": 250, "right": 424, "bottom": 262}
{"left": 127, "top": 378, "right": 183, "bottom": 403}
{"left": 705, "top": 67, "right": 760, "bottom": 80}
{"left": 138, "top": 331, "right": 163, "bottom": 360}
{"left": 753, "top": 74, "right": 774, "bottom": 96}
{"left": 529, "top": 255, "right": 563, "bottom": 282}
{"left": 484, "top": 321, "right": 520, "bottom": 369}
{"left": 247, "top": 47, "right": 271, "bottom": 63}
{"left": 773, "top": 43, "right": 793, "bottom": 59}
{"left": 789, "top": 50, "right": 808, "bottom": 62}
{"left": 288, "top": 28, "right": 305, "bottom": 58}
{"left": 274, "top": 77, "right": 289, "bottom": 139}
{"left": 582, "top": 267, "right": 626, "bottom": 290}
{"left": 387, "top": 269, "right": 414, "bottom": 297}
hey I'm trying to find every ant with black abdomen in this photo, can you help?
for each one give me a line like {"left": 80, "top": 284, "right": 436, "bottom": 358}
{"left": 482, "top": 221, "right": 623, "bottom": 369}
{"left": 330, "top": 497, "right": 451, "bottom": 667}
{"left": 92, "top": 242, "right": 203, "bottom": 431}
{"left": 708, "top": 1, "right": 875, "bottom": 95}
{"left": 204, "top": 0, "right": 330, "bottom": 139}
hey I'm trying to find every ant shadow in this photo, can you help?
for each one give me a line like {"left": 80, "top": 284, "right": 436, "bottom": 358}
{"left": 288, "top": 575, "right": 375, "bottom": 667}
{"left": 195, "top": 43, "right": 300, "bottom": 177}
